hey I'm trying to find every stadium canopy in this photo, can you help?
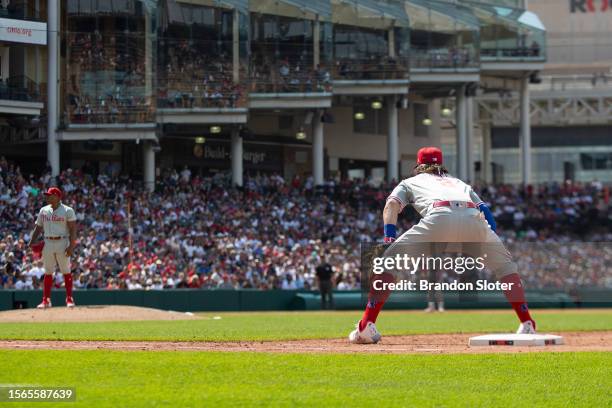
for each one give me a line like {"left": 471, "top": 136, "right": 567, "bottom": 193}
{"left": 176, "top": 0, "right": 249, "bottom": 13}
{"left": 464, "top": 1, "right": 546, "bottom": 35}
{"left": 478, "top": 2, "right": 545, "bottom": 31}
{"left": 402, "top": 0, "right": 480, "bottom": 70}
{"left": 331, "top": 0, "right": 410, "bottom": 30}
{"left": 462, "top": 0, "right": 546, "bottom": 59}
{"left": 404, "top": 0, "right": 480, "bottom": 32}
{"left": 249, "top": 0, "right": 332, "bottom": 21}
{"left": 425, "top": 0, "right": 480, "bottom": 29}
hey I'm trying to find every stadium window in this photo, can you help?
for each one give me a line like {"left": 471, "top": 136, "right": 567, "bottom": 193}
{"left": 353, "top": 107, "right": 388, "bottom": 135}
{"left": 580, "top": 153, "right": 612, "bottom": 170}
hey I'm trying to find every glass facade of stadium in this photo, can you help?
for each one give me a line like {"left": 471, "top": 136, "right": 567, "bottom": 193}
{"left": 1, "top": 0, "right": 547, "bottom": 189}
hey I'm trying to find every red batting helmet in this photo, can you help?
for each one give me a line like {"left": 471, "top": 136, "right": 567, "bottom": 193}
{"left": 417, "top": 147, "right": 443, "bottom": 165}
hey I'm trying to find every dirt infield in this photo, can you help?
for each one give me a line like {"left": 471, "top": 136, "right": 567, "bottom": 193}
{"left": 0, "top": 331, "right": 610, "bottom": 354}
{"left": 0, "top": 306, "right": 199, "bottom": 323}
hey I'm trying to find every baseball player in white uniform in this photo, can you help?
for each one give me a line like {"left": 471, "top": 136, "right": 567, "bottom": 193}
{"left": 28, "top": 187, "right": 77, "bottom": 309}
{"left": 349, "top": 147, "right": 536, "bottom": 344}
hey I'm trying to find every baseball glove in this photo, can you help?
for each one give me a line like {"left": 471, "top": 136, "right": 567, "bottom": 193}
{"left": 31, "top": 241, "right": 44, "bottom": 259}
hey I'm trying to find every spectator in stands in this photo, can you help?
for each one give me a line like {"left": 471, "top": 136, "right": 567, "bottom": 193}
{"left": 316, "top": 256, "right": 335, "bottom": 309}
{"left": 0, "top": 156, "right": 611, "bottom": 292}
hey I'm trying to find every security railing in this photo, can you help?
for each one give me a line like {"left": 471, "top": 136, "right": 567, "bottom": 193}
{"left": 249, "top": 65, "right": 332, "bottom": 94}
{"left": 410, "top": 47, "right": 479, "bottom": 70}
{"left": 329, "top": 58, "right": 409, "bottom": 81}
{"left": 248, "top": 48, "right": 332, "bottom": 94}
{"left": 63, "top": 79, "right": 155, "bottom": 126}
{"left": 481, "top": 46, "right": 544, "bottom": 60}
{"left": 64, "top": 104, "right": 155, "bottom": 126}
{"left": 0, "top": 76, "right": 42, "bottom": 102}
{"left": 157, "top": 73, "right": 247, "bottom": 109}
{"left": 157, "top": 87, "right": 247, "bottom": 109}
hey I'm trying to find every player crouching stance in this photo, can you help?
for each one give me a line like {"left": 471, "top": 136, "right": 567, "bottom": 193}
{"left": 349, "top": 147, "right": 536, "bottom": 344}
{"left": 28, "top": 187, "right": 78, "bottom": 309}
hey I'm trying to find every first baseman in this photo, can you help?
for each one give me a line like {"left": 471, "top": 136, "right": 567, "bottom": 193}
{"left": 349, "top": 147, "right": 536, "bottom": 344}
{"left": 28, "top": 187, "right": 77, "bottom": 309}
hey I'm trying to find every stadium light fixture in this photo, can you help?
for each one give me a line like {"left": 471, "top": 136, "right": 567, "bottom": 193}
{"left": 354, "top": 111, "right": 365, "bottom": 120}
{"left": 422, "top": 117, "right": 433, "bottom": 126}
{"left": 441, "top": 107, "right": 452, "bottom": 117}
{"left": 371, "top": 100, "right": 383, "bottom": 110}
{"left": 195, "top": 137, "right": 206, "bottom": 144}
{"left": 210, "top": 126, "right": 222, "bottom": 134}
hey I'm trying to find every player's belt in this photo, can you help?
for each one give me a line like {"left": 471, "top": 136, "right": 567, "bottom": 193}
{"left": 432, "top": 200, "right": 477, "bottom": 209}
{"left": 45, "top": 236, "right": 66, "bottom": 240}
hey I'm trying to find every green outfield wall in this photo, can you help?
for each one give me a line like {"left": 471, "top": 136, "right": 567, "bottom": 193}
{"left": 0, "top": 289, "right": 610, "bottom": 312}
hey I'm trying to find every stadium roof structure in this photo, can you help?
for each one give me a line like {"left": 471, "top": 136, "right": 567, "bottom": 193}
{"left": 465, "top": 0, "right": 546, "bottom": 33}
{"left": 424, "top": 0, "right": 481, "bottom": 29}
{"left": 279, "top": 0, "right": 332, "bottom": 19}
{"left": 249, "top": 0, "right": 331, "bottom": 21}
{"left": 177, "top": 0, "right": 249, "bottom": 13}
{"left": 331, "top": 0, "right": 409, "bottom": 29}
{"left": 404, "top": 0, "right": 480, "bottom": 33}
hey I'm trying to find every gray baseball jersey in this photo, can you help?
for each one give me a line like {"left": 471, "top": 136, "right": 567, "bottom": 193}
{"left": 384, "top": 173, "right": 516, "bottom": 278}
{"left": 387, "top": 173, "right": 483, "bottom": 217}
{"left": 36, "top": 203, "right": 76, "bottom": 237}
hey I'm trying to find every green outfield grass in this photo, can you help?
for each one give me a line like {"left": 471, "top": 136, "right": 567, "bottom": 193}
{"left": 1, "top": 310, "right": 611, "bottom": 407}
{"left": 0, "top": 309, "right": 610, "bottom": 342}
{"left": 1, "top": 350, "right": 610, "bottom": 407}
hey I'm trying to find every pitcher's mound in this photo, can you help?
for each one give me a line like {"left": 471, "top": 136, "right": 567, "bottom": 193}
{"left": 0, "top": 306, "right": 200, "bottom": 323}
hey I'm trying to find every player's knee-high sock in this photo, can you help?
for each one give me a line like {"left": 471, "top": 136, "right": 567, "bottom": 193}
{"left": 501, "top": 273, "right": 534, "bottom": 327}
{"left": 64, "top": 274, "right": 73, "bottom": 299}
{"left": 359, "top": 272, "right": 394, "bottom": 331}
{"left": 43, "top": 274, "right": 53, "bottom": 300}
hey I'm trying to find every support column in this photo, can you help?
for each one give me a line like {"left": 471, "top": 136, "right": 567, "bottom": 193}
{"left": 47, "top": 0, "right": 60, "bottom": 176}
{"left": 388, "top": 28, "right": 395, "bottom": 58}
{"left": 520, "top": 76, "right": 531, "bottom": 185}
{"left": 312, "top": 110, "right": 324, "bottom": 185}
{"left": 466, "top": 96, "right": 474, "bottom": 182}
{"left": 232, "top": 9, "right": 240, "bottom": 83}
{"left": 426, "top": 99, "right": 441, "bottom": 146}
{"left": 482, "top": 122, "right": 492, "bottom": 183}
{"left": 231, "top": 128, "right": 243, "bottom": 187}
{"left": 387, "top": 95, "right": 398, "bottom": 182}
{"left": 143, "top": 141, "right": 155, "bottom": 192}
{"left": 144, "top": 11, "right": 152, "bottom": 100}
{"left": 313, "top": 19, "right": 320, "bottom": 68}
{"left": 455, "top": 85, "right": 467, "bottom": 180}
{"left": 35, "top": 46, "right": 41, "bottom": 84}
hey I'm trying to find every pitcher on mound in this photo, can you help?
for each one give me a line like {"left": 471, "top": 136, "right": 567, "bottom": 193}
{"left": 349, "top": 147, "right": 536, "bottom": 344}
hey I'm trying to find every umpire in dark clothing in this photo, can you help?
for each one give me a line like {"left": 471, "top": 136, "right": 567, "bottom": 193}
{"left": 316, "top": 258, "right": 335, "bottom": 310}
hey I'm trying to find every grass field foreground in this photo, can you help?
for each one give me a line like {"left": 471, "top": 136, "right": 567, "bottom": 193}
{"left": 0, "top": 350, "right": 610, "bottom": 407}
{"left": 0, "top": 309, "right": 610, "bottom": 342}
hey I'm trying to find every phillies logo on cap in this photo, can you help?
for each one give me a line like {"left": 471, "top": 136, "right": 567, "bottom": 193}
{"left": 417, "top": 147, "right": 443, "bottom": 165}
{"left": 43, "top": 187, "right": 62, "bottom": 199}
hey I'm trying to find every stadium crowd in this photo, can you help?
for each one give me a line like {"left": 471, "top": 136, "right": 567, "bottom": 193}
{"left": 249, "top": 55, "right": 332, "bottom": 94}
{"left": 1, "top": 156, "right": 611, "bottom": 292}
{"left": 65, "top": 31, "right": 154, "bottom": 124}
{"left": 158, "top": 39, "right": 245, "bottom": 109}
